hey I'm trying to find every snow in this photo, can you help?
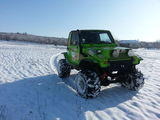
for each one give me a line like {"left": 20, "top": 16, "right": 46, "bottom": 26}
{"left": 0, "top": 40, "right": 160, "bottom": 120}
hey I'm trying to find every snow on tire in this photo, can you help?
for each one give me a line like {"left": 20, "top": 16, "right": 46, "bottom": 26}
{"left": 121, "top": 69, "right": 144, "bottom": 91}
{"left": 75, "top": 70, "right": 101, "bottom": 98}
{"left": 58, "top": 59, "right": 71, "bottom": 78}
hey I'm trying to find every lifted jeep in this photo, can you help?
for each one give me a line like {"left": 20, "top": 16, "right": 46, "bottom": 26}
{"left": 57, "top": 30, "right": 144, "bottom": 98}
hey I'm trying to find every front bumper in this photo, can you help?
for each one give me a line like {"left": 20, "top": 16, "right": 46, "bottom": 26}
{"left": 108, "top": 59, "right": 133, "bottom": 71}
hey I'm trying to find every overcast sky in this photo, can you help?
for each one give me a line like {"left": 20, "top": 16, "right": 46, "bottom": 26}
{"left": 0, "top": 0, "right": 160, "bottom": 41}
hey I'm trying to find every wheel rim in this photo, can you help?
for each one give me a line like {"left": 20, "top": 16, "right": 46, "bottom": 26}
{"left": 76, "top": 75, "right": 87, "bottom": 95}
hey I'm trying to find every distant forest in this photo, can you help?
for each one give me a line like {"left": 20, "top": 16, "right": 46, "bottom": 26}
{"left": 119, "top": 41, "right": 160, "bottom": 49}
{"left": 0, "top": 32, "right": 67, "bottom": 45}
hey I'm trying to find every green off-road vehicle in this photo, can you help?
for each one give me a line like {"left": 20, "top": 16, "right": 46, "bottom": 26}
{"left": 58, "top": 30, "right": 144, "bottom": 98}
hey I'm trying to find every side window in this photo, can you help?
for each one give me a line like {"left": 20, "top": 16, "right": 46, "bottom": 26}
{"left": 71, "top": 32, "right": 79, "bottom": 45}
{"left": 99, "top": 33, "right": 111, "bottom": 43}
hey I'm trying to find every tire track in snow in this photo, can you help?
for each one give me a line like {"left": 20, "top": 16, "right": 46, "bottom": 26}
{"left": 49, "top": 52, "right": 88, "bottom": 120}
{"left": 49, "top": 53, "right": 61, "bottom": 75}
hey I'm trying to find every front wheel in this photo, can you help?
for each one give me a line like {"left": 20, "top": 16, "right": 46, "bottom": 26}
{"left": 121, "top": 69, "right": 144, "bottom": 90}
{"left": 75, "top": 70, "right": 101, "bottom": 98}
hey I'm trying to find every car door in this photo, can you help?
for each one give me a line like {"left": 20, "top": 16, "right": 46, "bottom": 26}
{"left": 67, "top": 31, "right": 80, "bottom": 64}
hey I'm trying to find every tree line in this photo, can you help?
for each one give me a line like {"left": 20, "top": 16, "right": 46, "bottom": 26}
{"left": 0, "top": 32, "right": 67, "bottom": 45}
{"left": 119, "top": 41, "right": 160, "bottom": 49}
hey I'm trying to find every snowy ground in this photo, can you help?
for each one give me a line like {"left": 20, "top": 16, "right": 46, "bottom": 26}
{"left": 0, "top": 40, "right": 159, "bottom": 120}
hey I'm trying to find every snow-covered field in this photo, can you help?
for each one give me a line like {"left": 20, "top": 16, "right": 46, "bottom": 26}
{"left": 0, "top": 40, "right": 159, "bottom": 120}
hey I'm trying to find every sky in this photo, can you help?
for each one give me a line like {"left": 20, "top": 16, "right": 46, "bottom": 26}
{"left": 0, "top": 0, "right": 160, "bottom": 42}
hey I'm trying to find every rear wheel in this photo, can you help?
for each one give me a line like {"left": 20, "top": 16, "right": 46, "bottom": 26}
{"left": 121, "top": 69, "right": 144, "bottom": 90}
{"left": 75, "top": 70, "right": 101, "bottom": 98}
{"left": 58, "top": 59, "right": 71, "bottom": 78}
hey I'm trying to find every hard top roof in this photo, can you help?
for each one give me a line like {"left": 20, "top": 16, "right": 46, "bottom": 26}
{"left": 71, "top": 29, "right": 110, "bottom": 32}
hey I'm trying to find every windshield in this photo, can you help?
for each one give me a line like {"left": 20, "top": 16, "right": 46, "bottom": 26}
{"left": 80, "top": 31, "right": 114, "bottom": 44}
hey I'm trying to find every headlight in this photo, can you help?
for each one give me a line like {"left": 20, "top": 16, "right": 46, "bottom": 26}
{"left": 96, "top": 50, "right": 102, "bottom": 54}
{"left": 112, "top": 50, "right": 120, "bottom": 57}
{"left": 128, "top": 50, "right": 135, "bottom": 56}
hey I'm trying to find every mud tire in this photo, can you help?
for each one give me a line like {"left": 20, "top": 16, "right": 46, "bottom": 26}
{"left": 121, "top": 69, "right": 144, "bottom": 90}
{"left": 75, "top": 70, "right": 101, "bottom": 98}
{"left": 58, "top": 59, "right": 71, "bottom": 78}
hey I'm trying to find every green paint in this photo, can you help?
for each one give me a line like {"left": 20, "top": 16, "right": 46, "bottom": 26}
{"left": 64, "top": 30, "right": 142, "bottom": 68}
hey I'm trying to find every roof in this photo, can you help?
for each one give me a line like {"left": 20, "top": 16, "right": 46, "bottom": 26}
{"left": 71, "top": 29, "right": 110, "bottom": 32}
